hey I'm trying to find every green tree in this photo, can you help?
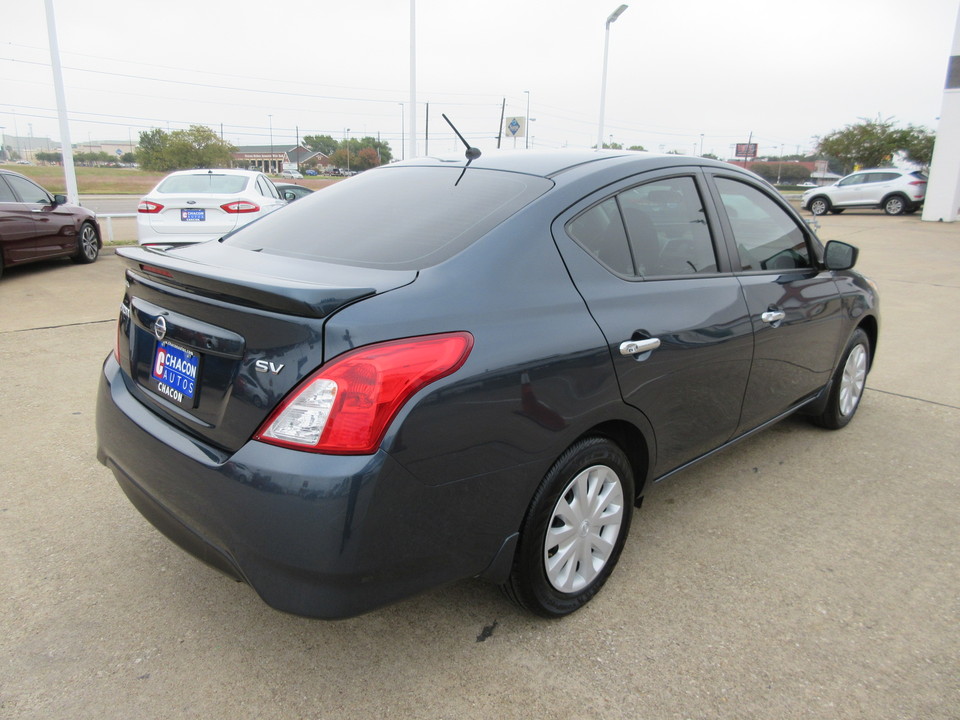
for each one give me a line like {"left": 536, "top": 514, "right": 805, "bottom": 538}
{"left": 137, "top": 126, "right": 234, "bottom": 171}
{"left": 36, "top": 151, "right": 63, "bottom": 164}
{"left": 303, "top": 134, "right": 340, "bottom": 156}
{"left": 816, "top": 117, "right": 935, "bottom": 174}
{"left": 137, "top": 129, "right": 171, "bottom": 171}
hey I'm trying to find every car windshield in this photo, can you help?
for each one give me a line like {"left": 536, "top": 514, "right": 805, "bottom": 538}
{"left": 223, "top": 166, "right": 553, "bottom": 270}
{"left": 157, "top": 174, "right": 249, "bottom": 194}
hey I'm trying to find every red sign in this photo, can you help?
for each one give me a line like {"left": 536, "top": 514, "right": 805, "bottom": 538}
{"left": 735, "top": 143, "right": 758, "bottom": 158}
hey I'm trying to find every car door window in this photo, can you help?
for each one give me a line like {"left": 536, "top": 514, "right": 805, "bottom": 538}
{"left": 0, "top": 176, "right": 18, "bottom": 202}
{"left": 5, "top": 174, "right": 51, "bottom": 204}
{"left": 566, "top": 176, "right": 717, "bottom": 278}
{"left": 715, "top": 177, "right": 811, "bottom": 271}
{"left": 257, "top": 176, "right": 281, "bottom": 200}
{"left": 838, "top": 174, "right": 866, "bottom": 187}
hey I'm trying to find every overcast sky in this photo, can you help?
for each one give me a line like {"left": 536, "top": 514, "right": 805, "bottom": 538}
{"left": 3, "top": 0, "right": 959, "bottom": 159}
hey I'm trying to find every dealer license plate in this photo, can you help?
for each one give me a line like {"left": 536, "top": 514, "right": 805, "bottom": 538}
{"left": 151, "top": 341, "right": 199, "bottom": 408}
{"left": 181, "top": 208, "right": 205, "bottom": 222}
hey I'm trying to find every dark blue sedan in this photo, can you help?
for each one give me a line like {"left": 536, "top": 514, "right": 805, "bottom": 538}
{"left": 96, "top": 150, "right": 878, "bottom": 618}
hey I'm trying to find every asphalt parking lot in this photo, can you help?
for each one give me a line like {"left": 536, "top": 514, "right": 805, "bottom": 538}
{"left": 1, "top": 211, "right": 958, "bottom": 719}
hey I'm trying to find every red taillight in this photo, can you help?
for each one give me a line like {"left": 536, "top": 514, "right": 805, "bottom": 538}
{"left": 138, "top": 200, "right": 164, "bottom": 213}
{"left": 140, "top": 264, "right": 174, "bottom": 277}
{"left": 909, "top": 180, "right": 927, "bottom": 186}
{"left": 255, "top": 332, "right": 474, "bottom": 455}
{"left": 220, "top": 200, "right": 260, "bottom": 214}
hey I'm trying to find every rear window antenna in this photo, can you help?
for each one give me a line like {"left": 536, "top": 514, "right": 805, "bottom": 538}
{"left": 442, "top": 114, "right": 481, "bottom": 186}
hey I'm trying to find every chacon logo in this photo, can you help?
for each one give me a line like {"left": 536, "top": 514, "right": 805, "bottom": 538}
{"left": 154, "top": 316, "right": 167, "bottom": 342}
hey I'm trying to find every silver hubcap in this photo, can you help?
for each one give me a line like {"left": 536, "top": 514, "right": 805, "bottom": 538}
{"left": 812, "top": 200, "right": 827, "bottom": 215}
{"left": 544, "top": 464, "right": 624, "bottom": 593}
{"left": 886, "top": 198, "right": 903, "bottom": 214}
{"left": 80, "top": 226, "right": 97, "bottom": 258}
{"left": 838, "top": 343, "right": 867, "bottom": 417}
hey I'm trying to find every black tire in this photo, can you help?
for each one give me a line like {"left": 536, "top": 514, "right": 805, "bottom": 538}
{"left": 71, "top": 222, "right": 100, "bottom": 264}
{"left": 883, "top": 194, "right": 908, "bottom": 216}
{"left": 829, "top": 208, "right": 845, "bottom": 214}
{"left": 503, "top": 436, "right": 634, "bottom": 617}
{"left": 812, "top": 328, "right": 870, "bottom": 430}
{"left": 809, "top": 197, "right": 831, "bottom": 216}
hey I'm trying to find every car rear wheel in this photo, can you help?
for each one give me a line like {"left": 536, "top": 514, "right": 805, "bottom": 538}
{"left": 813, "top": 328, "right": 870, "bottom": 430}
{"left": 503, "top": 436, "right": 634, "bottom": 617}
{"left": 71, "top": 222, "right": 100, "bottom": 264}
{"left": 883, "top": 195, "right": 907, "bottom": 215}
{"left": 809, "top": 197, "right": 831, "bottom": 215}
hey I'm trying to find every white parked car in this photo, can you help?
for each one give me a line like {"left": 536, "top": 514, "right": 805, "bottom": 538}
{"left": 137, "top": 169, "right": 287, "bottom": 247}
{"left": 801, "top": 168, "right": 927, "bottom": 216}
{"left": 279, "top": 170, "right": 303, "bottom": 179}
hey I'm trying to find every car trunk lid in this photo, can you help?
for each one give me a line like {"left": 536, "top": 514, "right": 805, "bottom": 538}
{"left": 114, "top": 244, "right": 417, "bottom": 452}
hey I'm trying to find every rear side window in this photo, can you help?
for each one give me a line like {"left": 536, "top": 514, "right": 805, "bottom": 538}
{"left": 224, "top": 166, "right": 552, "bottom": 270}
{"left": 566, "top": 176, "right": 717, "bottom": 278}
{"left": 157, "top": 174, "right": 249, "bottom": 194}
{"left": 715, "top": 178, "right": 810, "bottom": 272}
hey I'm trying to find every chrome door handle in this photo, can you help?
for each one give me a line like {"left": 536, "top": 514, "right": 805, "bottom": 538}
{"left": 761, "top": 310, "right": 786, "bottom": 324}
{"left": 620, "top": 338, "right": 661, "bottom": 356}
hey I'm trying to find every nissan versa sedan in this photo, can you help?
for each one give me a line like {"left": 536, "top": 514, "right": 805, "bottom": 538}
{"left": 137, "top": 168, "right": 287, "bottom": 248}
{"left": 96, "top": 150, "right": 879, "bottom": 619}
{"left": 0, "top": 168, "right": 101, "bottom": 278}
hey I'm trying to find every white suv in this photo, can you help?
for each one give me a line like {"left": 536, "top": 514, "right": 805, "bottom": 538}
{"left": 802, "top": 168, "right": 927, "bottom": 216}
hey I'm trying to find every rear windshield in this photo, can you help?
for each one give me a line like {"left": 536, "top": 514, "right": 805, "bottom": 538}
{"left": 223, "top": 166, "right": 552, "bottom": 270}
{"left": 157, "top": 174, "right": 249, "bottom": 194}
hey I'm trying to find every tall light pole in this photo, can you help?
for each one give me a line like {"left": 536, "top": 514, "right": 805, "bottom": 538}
{"left": 408, "top": 0, "right": 417, "bottom": 159}
{"left": 399, "top": 103, "right": 405, "bottom": 161}
{"left": 524, "top": 90, "right": 531, "bottom": 150}
{"left": 268, "top": 114, "right": 273, "bottom": 174}
{"left": 597, "top": 4, "right": 628, "bottom": 151}
{"left": 43, "top": 0, "right": 79, "bottom": 204}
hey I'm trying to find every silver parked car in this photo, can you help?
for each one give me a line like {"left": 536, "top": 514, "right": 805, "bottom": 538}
{"left": 802, "top": 168, "right": 927, "bottom": 216}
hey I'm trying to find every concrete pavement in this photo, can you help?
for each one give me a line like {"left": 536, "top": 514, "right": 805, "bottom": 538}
{"left": 0, "top": 212, "right": 957, "bottom": 719}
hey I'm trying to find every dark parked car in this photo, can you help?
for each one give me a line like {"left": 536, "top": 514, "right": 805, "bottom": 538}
{"left": 0, "top": 169, "right": 101, "bottom": 278}
{"left": 274, "top": 182, "right": 314, "bottom": 201}
{"left": 96, "top": 151, "right": 879, "bottom": 619}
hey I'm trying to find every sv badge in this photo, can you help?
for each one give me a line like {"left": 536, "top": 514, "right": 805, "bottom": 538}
{"left": 255, "top": 360, "right": 285, "bottom": 375}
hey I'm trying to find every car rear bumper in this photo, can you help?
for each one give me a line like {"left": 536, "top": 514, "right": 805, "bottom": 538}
{"left": 95, "top": 354, "right": 510, "bottom": 618}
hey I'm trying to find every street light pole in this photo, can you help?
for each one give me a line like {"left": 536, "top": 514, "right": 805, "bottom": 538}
{"left": 524, "top": 90, "right": 531, "bottom": 150}
{"left": 597, "top": 4, "right": 628, "bottom": 151}
{"left": 268, "top": 114, "right": 273, "bottom": 174}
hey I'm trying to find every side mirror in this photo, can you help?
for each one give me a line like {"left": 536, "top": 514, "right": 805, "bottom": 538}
{"left": 284, "top": 191, "right": 296, "bottom": 202}
{"left": 53, "top": 194, "right": 68, "bottom": 206}
{"left": 824, "top": 240, "right": 859, "bottom": 271}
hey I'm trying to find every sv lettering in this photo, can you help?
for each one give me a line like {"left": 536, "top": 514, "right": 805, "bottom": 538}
{"left": 255, "top": 360, "right": 285, "bottom": 375}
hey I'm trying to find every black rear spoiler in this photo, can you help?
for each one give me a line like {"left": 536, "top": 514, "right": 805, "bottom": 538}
{"left": 117, "top": 245, "right": 416, "bottom": 319}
